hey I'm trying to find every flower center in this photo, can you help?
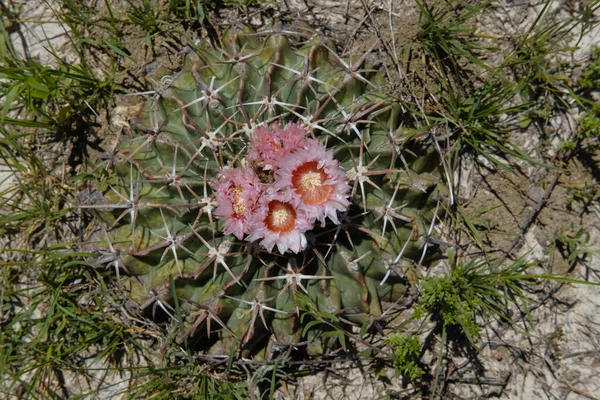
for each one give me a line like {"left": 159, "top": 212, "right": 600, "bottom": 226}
{"left": 265, "top": 200, "right": 296, "bottom": 234}
{"left": 291, "top": 161, "right": 333, "bottom": 205}
{"left": 231, "top": 186, "right": 247, "bottom": 216}
{"left": 300, "top": 171, "right": 322, "bottom": 190}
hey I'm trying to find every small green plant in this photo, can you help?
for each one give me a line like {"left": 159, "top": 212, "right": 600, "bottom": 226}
{"left": 387, "top": 333, "right": 424, "bottom": 382}
{"left": 565, "top": 181, "right": 598, "bottom": 212}
{"left": 555, "top": 44, "right": 600, "bottom": 154}
{"left": 578, "top": 111, "right": 600, "bottom": 138}
{"left": 578, "top": 46, "right": 600, "bottom": 90}
{"left": 567, "top": 45, "right": 600, "bottom": 154}
{"left": 576, "top": 110, "right": 600, "bottom": 151}
{"left": 415, "top": 266, "right": 481, "bottom": 342}
{"left": 556, "top": 223, "right": 595, "bottom": 264}
{"left": 414, "top": 259, "right": 533, "bottom": 343}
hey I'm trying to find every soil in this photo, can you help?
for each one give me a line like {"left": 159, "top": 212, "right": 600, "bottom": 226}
{"left": 3, "top": 0, "right": 599, "bottom": 399}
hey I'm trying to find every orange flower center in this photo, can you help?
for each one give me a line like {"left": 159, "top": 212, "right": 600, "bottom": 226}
{"left": 265, "top": 200, "right": 296, "bottom": 234}
{"left": 231, "top": 186, "right": 247, "bottom": 216}
{"left": 291, "top": 161, "right": 333, "bottom": 205}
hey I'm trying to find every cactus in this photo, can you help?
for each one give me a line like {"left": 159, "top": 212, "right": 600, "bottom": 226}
{"left": 90, "top": 23, "right": 446, "bottom": 359}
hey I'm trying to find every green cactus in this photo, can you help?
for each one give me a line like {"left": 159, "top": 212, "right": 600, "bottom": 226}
{"left": 89, "top": 23, "right": 446, "bottom": 359}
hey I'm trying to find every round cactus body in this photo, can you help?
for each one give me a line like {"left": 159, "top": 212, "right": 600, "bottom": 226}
{"left": 95, "top": 23, "right": 446, "bottom": 359}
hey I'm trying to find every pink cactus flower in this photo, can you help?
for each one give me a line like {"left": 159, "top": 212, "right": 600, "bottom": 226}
{"left": 211, "top": 167, "right": 263, "bottom": 240}
{"left": 273, "top": 139, "right": 351, "bottom": 225}
{"left": 245, "top": 189, "right": 313, "bottom": 254}
{"left": 211, "top": 122, "right": 349, "bottom": 252}
{"left": 246, "top": 122, "right": 308, "bottom": 170}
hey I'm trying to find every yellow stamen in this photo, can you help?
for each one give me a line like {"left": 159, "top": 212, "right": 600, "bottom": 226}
{"left": 232, "top": 187, "right": 246, "bottom": 215}
{"left": 272, "top": 210, "right": 289, "bottom": 226}
{"left": 300, "top": 171, "right": 322, "bottom": 190}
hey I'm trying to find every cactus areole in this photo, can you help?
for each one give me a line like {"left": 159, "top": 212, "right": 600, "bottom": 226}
{"left": 95, "top": 24, "right": 445, "bottom": 359}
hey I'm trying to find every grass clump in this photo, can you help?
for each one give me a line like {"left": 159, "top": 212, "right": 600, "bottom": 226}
{"left": 0, "top": 251, "right": 127, "bottom": 398}
{"left": 129, "top": 364, "right": 253, "bottom": 399}
{"left": 412, "top": 0, "right": 536, "bottom": 170}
